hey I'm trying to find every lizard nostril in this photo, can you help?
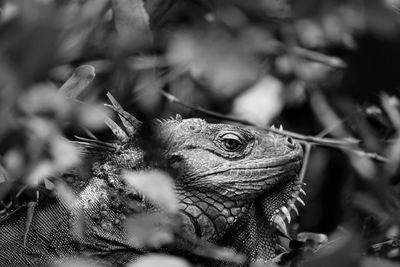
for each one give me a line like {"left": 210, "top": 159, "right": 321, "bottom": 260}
{"left": 285, "top": 136, "right": 295, "bottom": 148}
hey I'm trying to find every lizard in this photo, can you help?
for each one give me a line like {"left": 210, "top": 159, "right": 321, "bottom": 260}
{"left": 0, "top": 93, "right": 304, "bottom": 266}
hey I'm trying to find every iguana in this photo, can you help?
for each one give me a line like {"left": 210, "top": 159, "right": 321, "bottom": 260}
{"left": 0, "top": 93, "right": 304, "bottom": 266}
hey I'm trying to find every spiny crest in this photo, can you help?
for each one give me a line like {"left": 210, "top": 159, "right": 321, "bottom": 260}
{"left": 104, "top": 92, "right": 141, "bottom": 139}
{"left": 74, "top": 92, "right": 141, "bottom": 154}
{"left": 153, "top": 114, "right": 183, "bottom": 125}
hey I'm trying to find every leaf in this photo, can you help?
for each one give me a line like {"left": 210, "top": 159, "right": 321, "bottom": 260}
{"left": 2, "top": 149, "right": 24, "bottom": 181}
{"left": 111, "top": 0, "right": 152, "bottom": 47}
{"left": 352, "top": 192, "right": 391, "bottom": 224}
{"left": 54, "top": 180, "right": 78, "bottom": 207}
{"left": 251, "top": 260, "right": 278, "bottom": 267}
{"left": 25, "top": 161, "right": 55, "bottom": 185}
{"left": 124, "top": 213, "right": 175, "bottom": 248}
{"left": 362, "top": 257, "right": 400, "bottom": 267}
{"left": 187, "top": 240, "right": 246, "bottom": 264}
{"left": 76, "top": 102, "right": 110, "bottom": 130}
{"left": 20, "top": 85, "right": 71, "bottom": 120}
{"left": 54, "top": 180, "right": 84, "bottom": 238}
{"left": 122, "top": 170, "right": 177, "bottom": 212}
{"left": 50, "top": 136, "right": 81, "bottom": 171}
{"left": 297, "top": 232, "right": 329, "bottom": 245}
{"left": 167, "top": 28, "right": 259, "bottom": 97}
{"left": 364, "top": 0, "right": 400, "bottom": 38}
{"left": 0, "top": 162, "right": 9, "bottom": 183}
{"left": 232, "top": 76, "right": 283, "bottom": 126}
{"left": 59, "top": 65, "right": 95, "bottom": 99}
{"left": 127, "top": 254, "right": 191, "bottom": 267}
{"left": 53, "top": 257, "right": 105, "bottom": 267}
{"left": 57, "top": 0, "right": 109, "bottom": 62}
{"left": 134, "top": 70, "right": 163, "bottom": 116}
{"left": 304, "top": 234, "right": 361, "bottom": 267}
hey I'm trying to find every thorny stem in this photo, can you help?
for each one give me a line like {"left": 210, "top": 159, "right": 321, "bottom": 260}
{"left": 160, "top": 90, "right": 388, "bottom": 163}
{"left": 299, "top": 143, "right": 311, "bottom": 182}
{"left": 263, "top": 40, "right": 347, "bottom": 69}
{"left": 291, "top": 46, "right": 346, "bottom": 69}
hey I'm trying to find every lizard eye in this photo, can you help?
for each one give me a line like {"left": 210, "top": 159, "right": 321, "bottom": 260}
{"left": 220, "top": 133, "right": 243, "bottom": 152}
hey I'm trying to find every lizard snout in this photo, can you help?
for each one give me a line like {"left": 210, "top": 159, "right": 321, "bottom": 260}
{"left": 281, "top": 135, "right": 299, "bottom": 152}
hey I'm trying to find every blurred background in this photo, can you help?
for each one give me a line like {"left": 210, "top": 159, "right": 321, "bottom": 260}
{"left": 2, "top": 0, "right": 400, "bottom": 266}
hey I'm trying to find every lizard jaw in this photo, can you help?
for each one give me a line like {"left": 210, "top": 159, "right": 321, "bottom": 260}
{"left": 270, "top": 177, "right": 306, "bottom": 236}
{"left": 246, "top": 172, "right": 305, "bottom": 261}
{"left": 265, "top": 176, "right": 306, "bottom": 257}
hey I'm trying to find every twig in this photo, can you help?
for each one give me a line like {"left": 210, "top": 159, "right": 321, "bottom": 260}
{"left": 162, "top": 90, "right": 357, "bottom": 147}
{"left": 291, "top": 46, "right": 347, "bottom": 69}
{"left": 160, "top": 90, "right": 252, "bottom": 125}
{"left": 160, "top": 90, "right": 388, "bottom": 163}
{"left": 267, "top": 40, "right": 347, "bottom": 69}
{"left": 341, "top": 147, "right": 388, "bottom": 163}
{"left": 299, "top": 143, "right": 311, "bottom": 182}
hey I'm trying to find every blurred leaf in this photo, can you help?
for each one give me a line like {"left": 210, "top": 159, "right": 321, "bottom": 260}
{"left": 228, "top": 0, "right": 291, "bottom": 20}
{"left": 362, "top": 257, "right": 400, "bottom": 267}
{"left": 25, "top": 161, "right": 54, "bottom": 185}
{"left": 111, "top": 0, "right": 152, "bottom": 48}
{"left": 0, "top": 1, "right": 63, "bottom": 82}
{"left": 0, "top": 162, "right": 8, "bottom": 182}
{"left": 134, "top": 70, "right": 163, "bottom": 116}
{"left": 381, "top": 94, "right": 400, "bottom": 176}
{"left": 124, "top": 213, "right": 175, "bottom": 248}
{"left": 296, "top": 19, "right": 325, "bottom": 48}
{"left": 297, "top": 232, "right": 329, "bottom": 247}
{"left": 232, "top": 76, "right": 283, "bottom": 126}
{"left": 186, "top": 239, "right": 246, "bottom": 264}
{"left": 20, "top": 85, "right": 71, "bottom": 120}
{"left": 2, "top": 149, "right": 24, "bottom": 179}
{"left": 59, "top": 65, "right": 95, "bottom": 99}
{"left": 303, "top": 234, "right": 361, "bottom": 267}
{"left": 167, "top": 27, "right": 260, "bottom": 97}
{"left": 251, "top": 261, "right": 278, "bottom": 267}
{"left": 122, "top": 170, "right": 177, "bottom": 212}
{"left": 56, "top": 0, "right": 109, "bottom": 62}
{"left": 353, "top": 192, "right": 391, "bottom": 224}
{"left": 0, "top": 2, "right": 19, "bottom": 22}
{"left": 54, "top": 179, "right": 84, "bottom": 238}
{"left": 364, "top": 0, "right": 400, "bottom": 38}
{"left": 50, "top": 136, "right": 81, "bottom": 172}
{"left": 53, "top": 257, "right": 105, "bottom": 267}
{"left": 54, "top": 179, "right": 77, "bottom": 206}
{"left": 294, "top": 61, "right": 331, "bottom": 82}
{"left": 77, "top": 103, "right": 110, "bottom": 130}
{"left": 128, "top": 254, "right": 190, "bottom": 267}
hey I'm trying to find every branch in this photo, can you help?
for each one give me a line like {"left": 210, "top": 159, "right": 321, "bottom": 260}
{"left": 160, "top": 90, "right": 388, "bottom": 163}
{"left": 291, "top": 46, "right": 347, "bottom": 69}
{"left": 299, "top": 143, "right": 311, "bottom": 182}
{"left": 267, "top": 40, "right": 347, "bottom": 69}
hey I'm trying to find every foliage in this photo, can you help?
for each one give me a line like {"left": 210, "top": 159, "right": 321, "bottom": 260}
{"left": 2, "top": 0, "right": 400, "bottom": 266}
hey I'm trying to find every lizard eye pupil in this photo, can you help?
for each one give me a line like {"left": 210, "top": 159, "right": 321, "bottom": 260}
{"left": 221, "top": 133, "right": 243, "bottom": 151}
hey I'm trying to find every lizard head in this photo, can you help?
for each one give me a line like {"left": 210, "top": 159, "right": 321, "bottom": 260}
{"left": 82, "top": 94, "right": 303, "bottom": 264}
{"left": 157, "top": 118, "right": 304, "bottom": 263}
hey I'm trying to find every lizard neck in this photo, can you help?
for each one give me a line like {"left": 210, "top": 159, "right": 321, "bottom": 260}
{"left": 227, "top": 202, "right": 279, "bottom": 263}
{"left": 216, "top": 180, "right": 297, "bottom": 264}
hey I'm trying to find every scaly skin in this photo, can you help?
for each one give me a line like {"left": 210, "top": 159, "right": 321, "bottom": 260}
{"left": 0, "top": 97, "right": 303, "bottom": 266}
{"left": 158, "top": 119, "right": 303, "bottom": 265}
